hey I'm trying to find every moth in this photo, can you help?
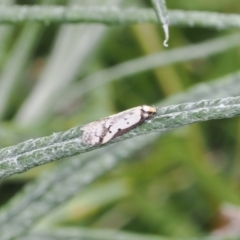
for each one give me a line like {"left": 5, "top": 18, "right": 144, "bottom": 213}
{"left": 82, "top": 105, "right": 156, "bottom": 146}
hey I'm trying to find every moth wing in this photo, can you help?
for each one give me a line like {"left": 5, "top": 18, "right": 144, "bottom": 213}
{"left": 82, "top": 120, "right": 107, "bottom": 145}
{"left": 101, "top": 109, "right": 143, "bottom": 144}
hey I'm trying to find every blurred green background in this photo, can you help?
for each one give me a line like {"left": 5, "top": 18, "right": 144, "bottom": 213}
{"left": 0, "top": 0, "right": 240, "bottom": 239}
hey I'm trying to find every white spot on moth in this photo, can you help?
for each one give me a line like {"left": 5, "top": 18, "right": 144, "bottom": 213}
{"left": 82, "top": 105, "right": 156, "bottom": 146}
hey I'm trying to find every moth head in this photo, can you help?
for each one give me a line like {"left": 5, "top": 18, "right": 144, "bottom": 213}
{"left": 141, "top": 105, "right": 156, "bottom": 118}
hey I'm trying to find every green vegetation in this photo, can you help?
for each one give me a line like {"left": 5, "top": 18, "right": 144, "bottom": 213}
{"left": 0, "top": 0, "right": 240, "bottom": 239}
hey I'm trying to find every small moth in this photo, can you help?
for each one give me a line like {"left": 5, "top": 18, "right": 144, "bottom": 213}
{"left": 82, "top": 105, "right": 156, "bottom": 146}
